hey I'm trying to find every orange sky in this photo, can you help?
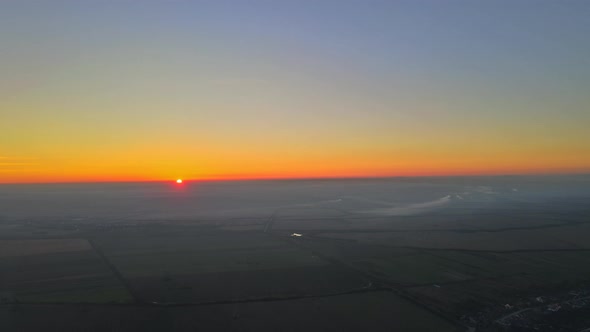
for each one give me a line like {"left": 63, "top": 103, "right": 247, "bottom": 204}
{"left": 2, "top": 1, "right": 590, "bottom": 183}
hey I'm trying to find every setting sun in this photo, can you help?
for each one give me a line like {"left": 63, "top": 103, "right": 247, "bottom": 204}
{"left": 2, "top": 2, "right": 590, "bottom": 331}
{"left": 0, "top": 0, "right": 589, "bottom": 185}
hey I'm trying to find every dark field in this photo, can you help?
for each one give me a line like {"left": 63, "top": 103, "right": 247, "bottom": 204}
{"left": 1, "top": 176, "right": 590, "bottom": 331}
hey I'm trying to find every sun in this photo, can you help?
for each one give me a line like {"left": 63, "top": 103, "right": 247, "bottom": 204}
{"left": 176, "top": 179, "right": 183, "bottom": 184}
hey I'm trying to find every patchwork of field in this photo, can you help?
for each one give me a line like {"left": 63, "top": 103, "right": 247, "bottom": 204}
{"left": 0, "top": 239, "right": 132, "bottom": 304}
{"left": 91, "top": 230, "right": 369, "bottom": 303}
{"left": 0, "top": 291, "right": 457, "bottom": 332}
{"left": 1, "top": 189, "right": 589, "bottom": 331}
{"left": 0, "top": 239, "right": 91, "bottom": 257}
{"left": 312, "top": 223, "right": 590, "bottom": 251}
{"left": 300, "top": 234, "right": 590, "bottom": 319}
{"left": 0, "top": 227, "right": 461, "bottom": 331}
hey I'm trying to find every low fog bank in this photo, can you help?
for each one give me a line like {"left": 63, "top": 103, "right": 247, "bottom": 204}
{"left": 0, "top": 175, "right": 588, "bottom": 224}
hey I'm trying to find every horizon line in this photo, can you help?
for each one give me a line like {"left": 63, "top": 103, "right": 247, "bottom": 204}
{"left": 1, "top": 171, "right": 589, "bottom": 185}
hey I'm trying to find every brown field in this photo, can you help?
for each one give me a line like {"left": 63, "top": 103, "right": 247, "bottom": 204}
{"left": 0, "top": 239, "right": 91, "bottom": 257}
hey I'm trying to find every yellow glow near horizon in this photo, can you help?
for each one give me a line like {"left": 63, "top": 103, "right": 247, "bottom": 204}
{"left": 1, "top": 2, "right": 589, "bottom": 184}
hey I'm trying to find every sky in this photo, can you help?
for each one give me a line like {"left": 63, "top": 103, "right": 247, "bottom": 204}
{"left": 1, "top": 0, "right": 589, "bottom": 183}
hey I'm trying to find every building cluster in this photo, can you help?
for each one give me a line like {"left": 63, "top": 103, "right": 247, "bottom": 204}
{"left": 461, "top": 287, "right": 590, "bottom": 331}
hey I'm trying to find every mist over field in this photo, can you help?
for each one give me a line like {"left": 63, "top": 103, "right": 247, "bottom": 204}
{"left": 2, "top": 0, "right": 590, "bottom": 330}
{"left": 2, "top": 179, "right": 590, "bottom": 331}
{"left": 2, "top": 175, "right": 588, "bottom": 223}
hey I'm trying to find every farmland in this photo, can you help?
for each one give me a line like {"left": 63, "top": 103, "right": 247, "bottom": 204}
{"left": 1, "top": 177, "right": 590, "bottom": 331}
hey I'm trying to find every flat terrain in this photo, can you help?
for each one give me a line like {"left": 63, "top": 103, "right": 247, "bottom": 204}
{"left": 1, "top": 177, "right": 590, "bottom": 331}
{"left": 1, "top": 291, "right": 455, "bottom": 332}
{"left": 0, "top": 239, "right": 132, "bottom": 304}
{"left": 0, "top": 239, "right": 91, "bottom": 257}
